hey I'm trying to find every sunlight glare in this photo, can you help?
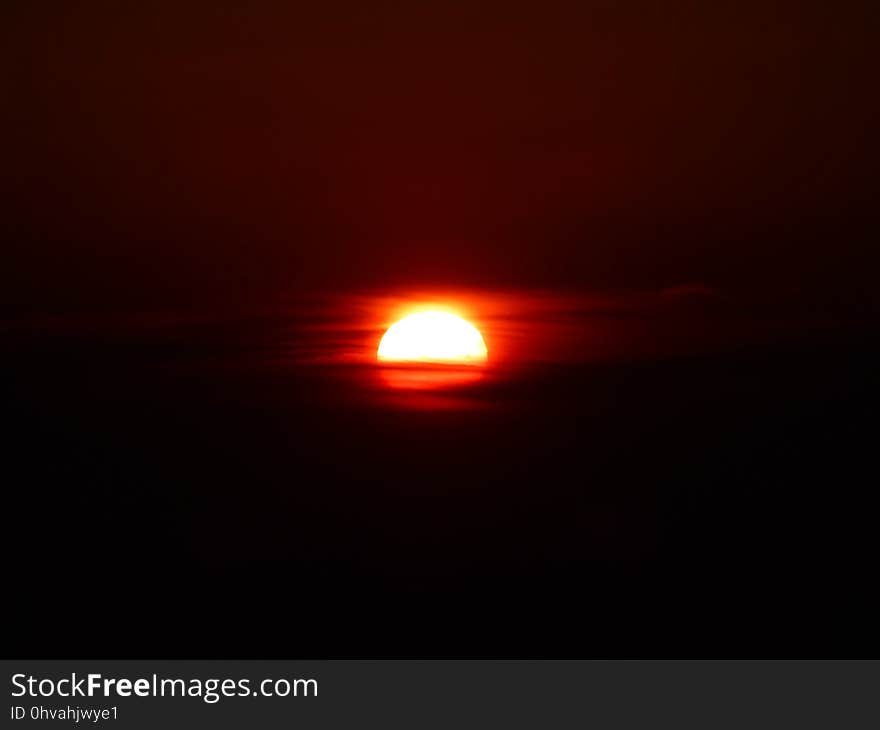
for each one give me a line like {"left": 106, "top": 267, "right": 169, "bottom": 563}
{"left": 377, "top": 311, "right": 488, "bottom": 364}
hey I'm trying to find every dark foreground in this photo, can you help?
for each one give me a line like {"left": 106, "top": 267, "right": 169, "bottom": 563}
{"left": 4, "top": 316, "right": 878, "bottom": 657}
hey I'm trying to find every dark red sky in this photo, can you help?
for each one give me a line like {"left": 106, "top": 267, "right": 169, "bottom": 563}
{"left": 2, "top": 1, "right": 877, "bottom": 315}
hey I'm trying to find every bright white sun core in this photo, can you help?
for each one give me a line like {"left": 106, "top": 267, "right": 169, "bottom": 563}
{"left": 377, "top": 311, "right": 488, "bottom": 365}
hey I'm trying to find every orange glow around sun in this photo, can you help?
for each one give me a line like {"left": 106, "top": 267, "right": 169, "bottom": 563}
{"left": 377, "top": 311, "right": 488, "bottom": 364}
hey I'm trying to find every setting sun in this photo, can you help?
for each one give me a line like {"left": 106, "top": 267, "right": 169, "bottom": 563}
{"left": 377, "top": 311, "right": 488, "bottom": 364}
